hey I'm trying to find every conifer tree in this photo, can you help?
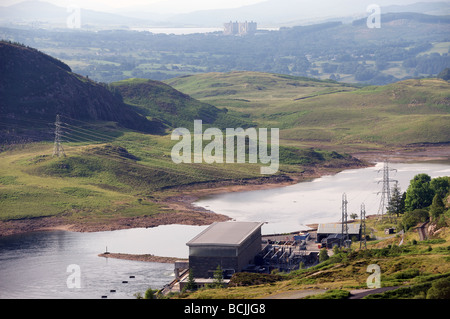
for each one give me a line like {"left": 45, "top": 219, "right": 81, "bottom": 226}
{"left": 387, "top": 182, "right": 405, "bottom": 217}
{"left": 429, "top": 194, "right": 445, "bottom": 219}
{"left": 213, "top": 265, "right": 224, "bottom": 288}
{"left": 185, "top": 268, "right": 197, "bottom": 291}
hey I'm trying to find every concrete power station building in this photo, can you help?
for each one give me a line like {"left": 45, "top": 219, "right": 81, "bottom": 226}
{"left": 186, "top": 221, "right": 264, "bottom": 278}
{"left": 223, "top": 21, "right": 257, "bottom": 35}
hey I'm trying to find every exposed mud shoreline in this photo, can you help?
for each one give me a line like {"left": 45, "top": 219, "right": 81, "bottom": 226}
{"left": 0, "top": 163, "right": 365, "bottom": 237}
{"left": 1, "top": 145, "right": 448, "bottom": 237}
{"left": 351, "top": 143, "right": 450, "bottom": 163}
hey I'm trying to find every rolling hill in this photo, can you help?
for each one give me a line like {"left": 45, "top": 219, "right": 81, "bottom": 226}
{"left": 165, "top": 71, "right": 450, "bottom": 151}
{"left": 109, "top": 78, "right": 254, "bottom": 130}
{"left": 0, "top": 41, "right": 165, "bottom": 143}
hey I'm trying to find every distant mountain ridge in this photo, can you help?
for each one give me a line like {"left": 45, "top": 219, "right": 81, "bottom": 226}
{"left": 0, "top": 0, "right": 152, "bottom": 28}
{"left": 165, "top": 0, "right": 450, "bottom": 27}
{"left": 1, "top": 0, "right": 449, "bottom": 28}
{"left": 352, "top": 11, "right": 450, "bottom": 26}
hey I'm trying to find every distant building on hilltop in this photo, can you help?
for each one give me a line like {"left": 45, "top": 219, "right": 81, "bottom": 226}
{"left": 224, "top": 21, "right": 257, "bottom": 35}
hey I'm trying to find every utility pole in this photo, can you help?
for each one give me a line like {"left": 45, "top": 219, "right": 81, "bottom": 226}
{"left": 360, "top": 203, "right": 367, "bottom": 250}
{"left": 377, "top": 160, "right": 396, "bottom": 217}
{"left": 341, "top": 193, "right": 349, "bottom": 248}
{"left": 53, "top": 114, "right": 65, "bottom": 157}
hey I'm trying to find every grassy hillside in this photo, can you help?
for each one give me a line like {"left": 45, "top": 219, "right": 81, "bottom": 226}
{"left": 0, "top": 135, "right": 253, "bottom": 222}
{"left": 109, "top": 78, "right": 254, "bottom": 130}
{"left": 0, "top": 127, "right": 362, "bottom": 228}
{"left": 165, "top": 72, "right": 450, "bottom": 152}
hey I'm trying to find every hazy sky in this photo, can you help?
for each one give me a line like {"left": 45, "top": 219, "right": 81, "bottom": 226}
{"left": 1, "top": 0, "right": 266, "bottom": 12}
{"left": 1, "top": 0, "right": 445, "bottom": 14}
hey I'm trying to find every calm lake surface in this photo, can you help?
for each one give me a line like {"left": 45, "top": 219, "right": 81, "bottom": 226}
{"left": 1, "top": 161, "right": 449, "bottom": 299}
{"left": 0, "top": 225, "right": 206, "bottom": 299}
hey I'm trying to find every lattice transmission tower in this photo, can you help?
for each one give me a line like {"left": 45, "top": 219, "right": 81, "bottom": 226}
{"left": 360, "top": 203, "right": 367, "bottom": 250}
{"left": 377, "top": 160, "right": 396, "bottom": 217}
{"left": 341, "top": 193, "right": 349, "bottom": 248}
{"left": 53, "top": 114, "right": 65, "bottom": 157}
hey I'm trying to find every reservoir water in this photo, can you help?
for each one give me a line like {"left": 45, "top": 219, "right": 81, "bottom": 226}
{"left": 0, "top": 225, "right": 207, "bottom": 299}
{"left": 0, "top": 161, "right": 449, "bottom": 299}
{"left": 193, "top": 161, "right": 450, "bottom": 234}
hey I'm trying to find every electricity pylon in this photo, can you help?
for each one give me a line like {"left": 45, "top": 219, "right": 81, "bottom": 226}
{"left": 360, "top": 203, "right": 367, "bottom": 250}
{"left": 377, "top": 160, "right": 396, "bottom": 217}
{"left": 341, "top": 193, "right": 349, "bottom": 248}
{"left": 52, "top": 114, "right": 65, "bottom": 157}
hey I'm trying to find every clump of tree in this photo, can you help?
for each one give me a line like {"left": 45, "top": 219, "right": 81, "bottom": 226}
{"left": 405, "top": 174, "right": 434, "bottom": 211}
{"left": 134, "top": 287, "right": 160, "bottom": 299}
{"left": 399, "top": 174, "right": 450, "bottom": 231}
{"left": 401, "top": 209, "right": 429, "bottom": 231}
{"left": 426, "top": 276, "right": 450, "bottom": 299}
{"left": 437, "top": 67, "right": 450, "bottom": 81}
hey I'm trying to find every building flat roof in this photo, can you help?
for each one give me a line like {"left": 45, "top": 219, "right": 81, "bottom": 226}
{"left": 317, "top": 223, "right": 360, "bottom": 234}
{"left": 186, "top": 221, "right": 264, "bottom": 247}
